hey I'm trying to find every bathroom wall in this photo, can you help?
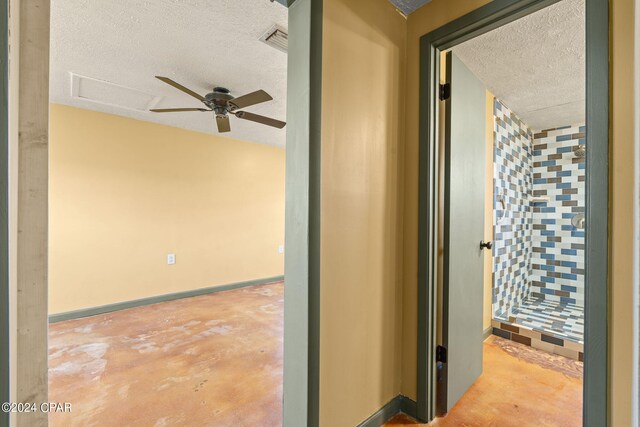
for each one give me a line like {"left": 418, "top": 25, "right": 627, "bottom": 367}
{"left": 492, "top": 99, "right": 533, "bottom": 318}
{"left": 530, "top": 124, "right": 586, "bottom": 305}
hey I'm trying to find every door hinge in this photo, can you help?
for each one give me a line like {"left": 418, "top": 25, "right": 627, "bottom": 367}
{"left": 436, "top": 345, "right": 447, "bottom": 363}
{"left": 439, "top": 83, "right": 451, "bottom": 101}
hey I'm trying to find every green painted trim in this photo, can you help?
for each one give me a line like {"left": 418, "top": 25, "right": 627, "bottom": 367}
{"left": 583, "top": 0, "right": 609, "bottom": 425}
{"left": 356, "top": 395, "right": 418, "bottom": 427}
{"left": 482, "top": 326, "right": 492, "bottom": 341}
{"left": 0, "top": 0, "right": 9, "bottom": 423}
{"left": 417, "top": 0, "right": 608, "bottom": 423}
{"left": 282, "top": 0, "right": 322, "bottom": 426}
{"left": 48, "top": 276, "right": 284, "bottom": 323}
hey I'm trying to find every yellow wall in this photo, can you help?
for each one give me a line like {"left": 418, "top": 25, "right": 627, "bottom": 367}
{"left": 484, "top": 91, "right": 494, "bottom": 331}
{"left": 319, "top": 0, "right": 407, "bottom": 424}
{"left": 610, "top": 0, "right": 635, "bottom": 424}
{"left": 401, "top": 1, "right": 636, "bottom": 426}
{"left": 49, "top": 104, "right": 285, "bottom": 314}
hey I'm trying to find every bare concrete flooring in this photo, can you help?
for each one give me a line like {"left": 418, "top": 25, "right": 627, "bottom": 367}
{"left": 48, "top": 281, "right": 284, "bottom": 427}
{"left": 385, "top": 336, "right": 583, "bottom": 427}
{"left": 50, "top": 282, "right": 581, "bottom": 426}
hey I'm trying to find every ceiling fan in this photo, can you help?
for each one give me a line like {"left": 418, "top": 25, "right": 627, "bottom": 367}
{"left": 150, "top": 76, "right": 286, "bottom": 133}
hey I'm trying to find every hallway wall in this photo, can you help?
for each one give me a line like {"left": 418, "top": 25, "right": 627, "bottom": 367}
{"left": 319, "top": 0, "right": 407, "bottom": 425}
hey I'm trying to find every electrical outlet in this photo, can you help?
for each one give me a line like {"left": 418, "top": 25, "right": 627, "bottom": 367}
{"left": 278, "top": 245, "right": 284, "bottom": 254}
{"left": 167, "top": 253, "right": 176, "bottom": 265}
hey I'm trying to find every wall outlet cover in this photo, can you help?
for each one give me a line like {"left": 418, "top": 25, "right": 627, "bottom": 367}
{"left": 167, "top": 253, "right": 176, "bottom": 265}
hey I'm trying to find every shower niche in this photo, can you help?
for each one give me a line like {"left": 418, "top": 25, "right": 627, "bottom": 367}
{"left": 491, "top": 99, "right": 585, "bottom": 361}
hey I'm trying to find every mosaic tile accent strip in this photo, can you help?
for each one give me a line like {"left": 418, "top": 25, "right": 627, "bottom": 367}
{"left": 530, "top": 124, "right": 586, "bottom": 306}
{"left": 492, "top": 99, "right": 533, "bottom": 318}
{"left": 491, "top": 317, "right": 583, "bottom": 361}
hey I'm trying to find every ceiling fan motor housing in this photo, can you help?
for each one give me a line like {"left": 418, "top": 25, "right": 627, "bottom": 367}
{"left": 204, "top": 87, "right": 233, "bottom": 116}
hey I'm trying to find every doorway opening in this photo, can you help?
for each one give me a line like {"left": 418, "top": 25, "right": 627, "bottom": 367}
{"left": 46, "top": 1, "right": 289, "bottom": 425}
{"left": 415, "top": 0, "right": 608, "bottom": 425}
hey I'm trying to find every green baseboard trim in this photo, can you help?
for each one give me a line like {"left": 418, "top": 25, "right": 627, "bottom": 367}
{"left": 356, "top": 395, "right": 418, "bottom": 427}
{"left": 48, "top": 275, "right": 284, "bottom": 323}
{"left": 483, "top": 326, "right": 493, "bottom": 341}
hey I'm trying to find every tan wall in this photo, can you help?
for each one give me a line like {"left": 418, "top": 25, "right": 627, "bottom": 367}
{"left": 484, "top": 91, "right": 494, "bottom": 331}
{"left": 319, "top": 0, "right": 407, "bottom": 424}
{"left": 402, "top": 1, "right": 636, "bottom": 426}
{"left": 49, "top": 104, "right": 285, "bottom": 314}
{"left": 610, "top": 0, "right": 636, "bottom": 424}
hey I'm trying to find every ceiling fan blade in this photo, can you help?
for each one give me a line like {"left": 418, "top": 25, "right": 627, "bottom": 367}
{"left": 155, "top": 76, "right": 205, "bottom": 102}
{"left": 150, "top": 108, "right": 210, "bottom": 113}
{"left": 216, "top": 115, "right": 231, "bottom": 133}
{"left": 228, "top": 90, "right": 273, "bottom": 110}
{"left": 234, "top": 111, "right": 286, "bottom": 129}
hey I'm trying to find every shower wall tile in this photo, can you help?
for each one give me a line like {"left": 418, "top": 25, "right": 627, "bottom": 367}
{"left": 530, "top": 124, "right": 586, "bottom": 306}
{"left": 492, "top": 99, "right": 533, "bottom": 318}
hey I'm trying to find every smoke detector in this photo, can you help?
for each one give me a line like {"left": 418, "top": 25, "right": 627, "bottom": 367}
{"left": 260, "top": 25, "right": 288, "bottom": 53}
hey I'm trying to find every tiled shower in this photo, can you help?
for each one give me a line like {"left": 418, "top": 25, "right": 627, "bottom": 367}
{"left": 491, "top": 99, "right": 585, "bottom": 360}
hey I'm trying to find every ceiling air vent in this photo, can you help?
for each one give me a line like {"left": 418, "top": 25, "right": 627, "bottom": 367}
{"left": 260, "top": 25, "right": 288, "bottom": 53}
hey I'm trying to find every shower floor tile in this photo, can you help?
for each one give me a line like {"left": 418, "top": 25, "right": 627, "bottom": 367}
{"left": 500, "top": 296, "right": 584, "bottom": 343}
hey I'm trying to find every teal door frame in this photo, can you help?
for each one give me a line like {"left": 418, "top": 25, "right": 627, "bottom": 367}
{"left": 416, "top": 0, "right": 609, "bottom": 424}
{"left": 278, "top": 0, "right": 323, "bottom": 426}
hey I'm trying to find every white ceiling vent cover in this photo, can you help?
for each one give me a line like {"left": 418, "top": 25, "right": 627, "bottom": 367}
{"left": 260, "top": 25, "right": 288, "bottom": 53}
{"left": 70, "top": 73, "right": 161, "bottom": 111}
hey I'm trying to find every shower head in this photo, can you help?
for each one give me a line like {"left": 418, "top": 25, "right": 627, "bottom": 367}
{"left": 573, "top": 145, "right": 586, "bottom": 158}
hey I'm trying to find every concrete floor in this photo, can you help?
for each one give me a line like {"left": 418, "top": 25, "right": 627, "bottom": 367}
{"left": 50, "top": 282, "right": 581, "bottom": 426}
{"left": 48, "top": 281, "right": 284, "bottom": 427}
{"left": 385, "top": 336, "right": 583, "bottom": 427}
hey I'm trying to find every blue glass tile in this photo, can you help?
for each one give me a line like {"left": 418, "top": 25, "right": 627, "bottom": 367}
{"left": 572, "top": 230, "right": 586, "bottom": 238}
{"left": 541, "top": 160, "right": 556, "bottom": 167}
{"left": 556, "top": 183, "right": 571, "bottom": 189}
{"left": 557, "top": 146, "right": 572, "bottom": 153}
{"left": 534, "top": 178, "right": 547, "bottom": 185}
{"left": 560, "top": 297, "right": 577, "bottom": 304}
{"left": 541, "top": 253, "right": 555, "bottom": 260}
{"left": 556, "top": 171, "right": 572, "bottom": 177}
{"left": 541, "top": 276, "right": 555, "bottom": 283}
{"left": 541, "top": 241, "right": 555, "bottom": 248}
{"left": 541, "top": 219, "right": 556, "bottom": 224}
{"left": 561, "top": 249, "right": 578, "bottom": 256}
{"left": 561, "top": 225, "right": 574, "bottom": 231}
{"left": 556, "top": 134, "right": 571, "bottom": 141}
{"left": 556, "top": 195, "right": 571, "bottom": 201}
{"left": 561, "top": 261, "right": 577, "bottom": 268}
{"left": 562, "top": 273, "right": 578, "bottom": 280}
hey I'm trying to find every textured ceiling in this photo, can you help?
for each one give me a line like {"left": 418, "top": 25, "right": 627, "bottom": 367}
{"left": 387, "top": 0, "right": 432, "bottom": 16}
{"left": 50, "top": 0, "right": 288, "bottom": 147}
{"left": 452, "top": 0, "right": 585, "bottom": 131}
